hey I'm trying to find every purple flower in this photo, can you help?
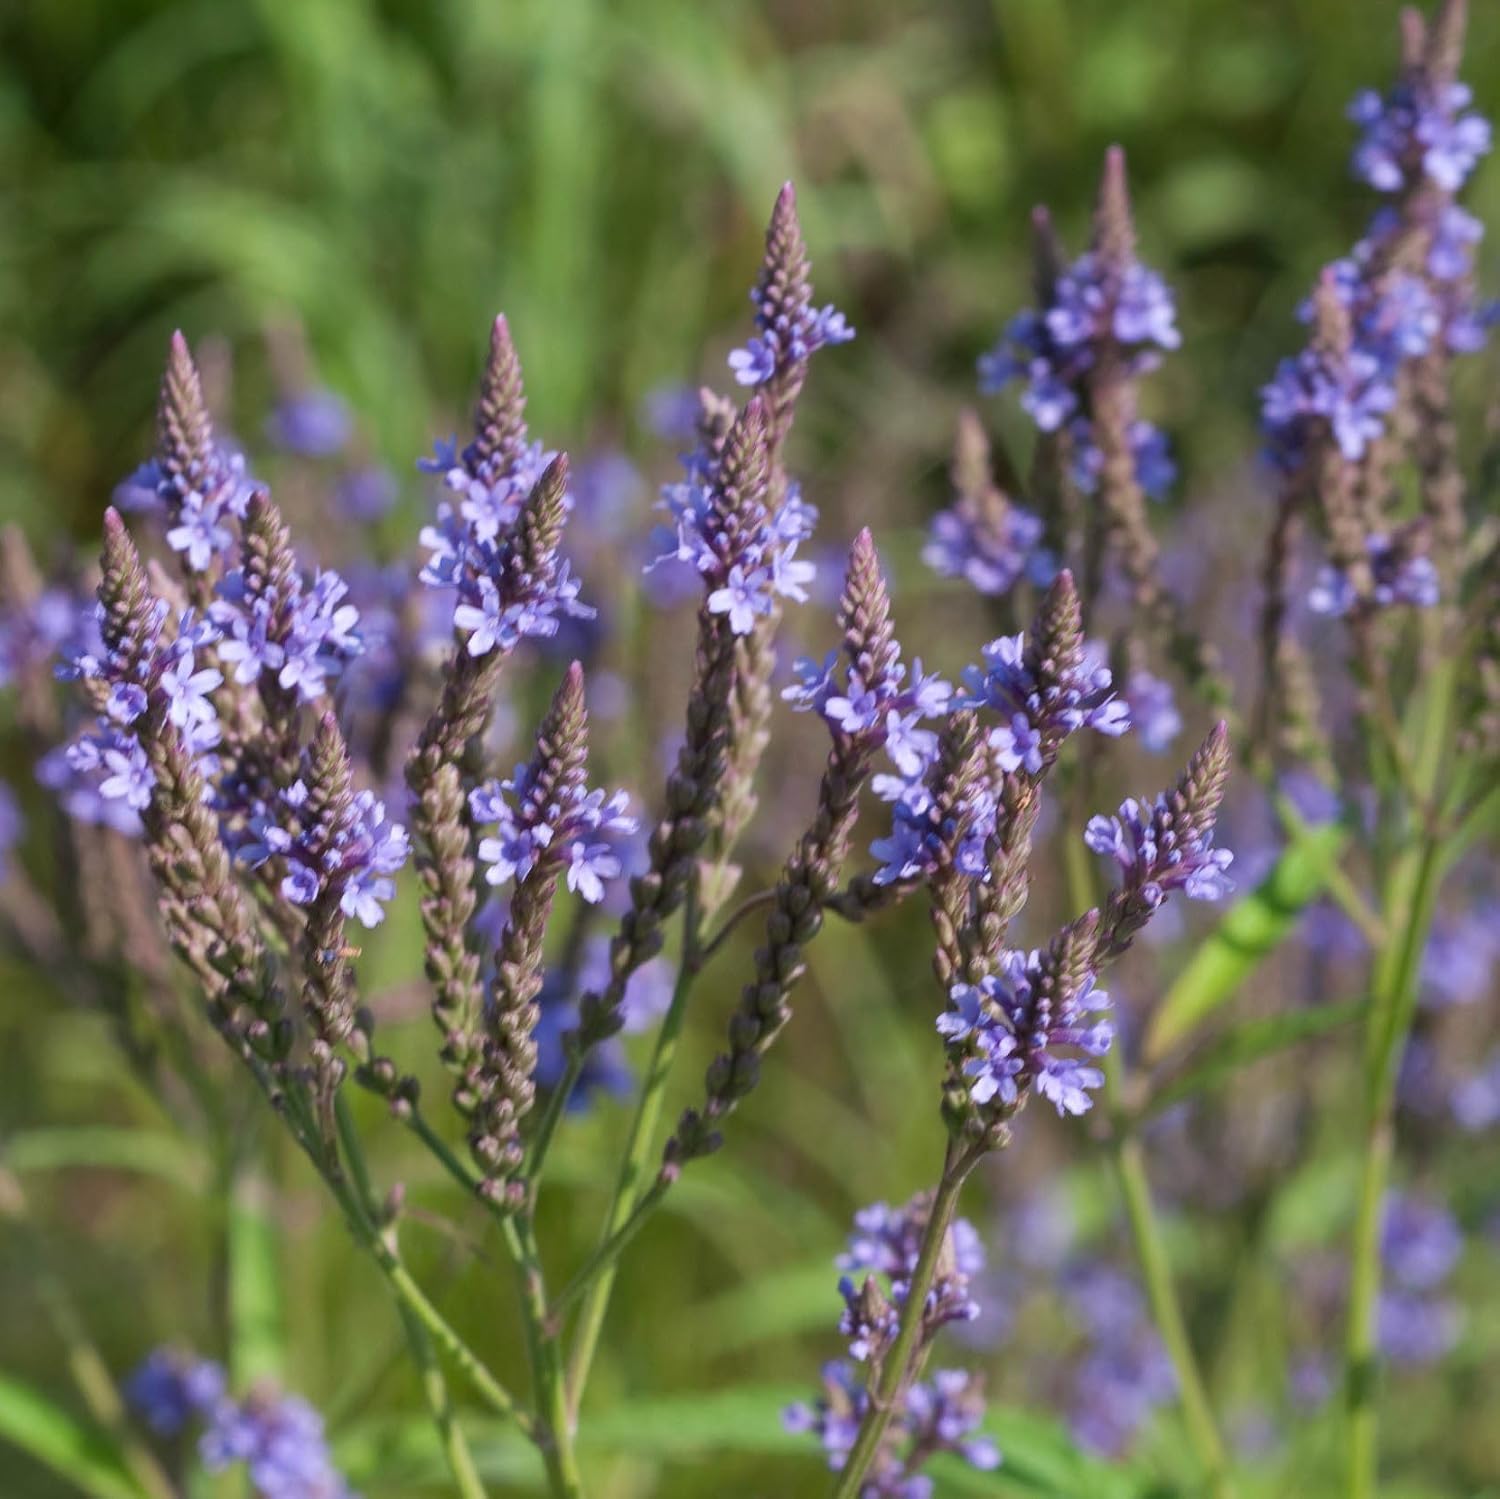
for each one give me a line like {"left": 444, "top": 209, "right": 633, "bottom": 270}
{"left": 1124, "top": 670, "right": 1181, "bottom": 753}
{"left": 166, "top": 492, "right": 235, "bottom": 572}
{"left": 1381, "top": 1193, "right": 1462, "bottom": 1292}
{"left": 939, "top": 951, "right": 1113, "bottom": 1117}
{"left": 266, "top": 389, "right": 352, "bottom": 457}
{"left": 1085, "top": 793, "right": 1235, "bottom": 906}
{"left": 923, "top": 498, "right": 1046, "bottom": 598}
{"left": 1307, "top": 534, "right": 1440, "bottom": 618}
{"left": 200, "top": 1390, "right": 354, "bottom": 1499}
{"left": 471, "top": 771, "right": 636, "bottom": 906}
{"left": 335, "top": 466, "right": 399, "bottom": 522}
{"left": 960, "top": 631, "right": 1130, "bottom": 769}
{"left": 1349, "top": 80, "right": 1491, "bottom": 195}
{"left": 126, "top": 1350, "right": 226, "bottom": 1437}
{"left": 707, "top": 563, "right": 773, "bottom": 635}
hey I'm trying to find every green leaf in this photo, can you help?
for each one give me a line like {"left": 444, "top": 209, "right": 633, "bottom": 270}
{"left": 1145, "top": 998, "right": 1367, "bottom": 1116}
{"left": 2, "top": 1127, "right": 206, "bottom": 1189}
{"left": 0, "top": 1373, "right": 149, "bottom": 1499}
{"left": 1143, "top": 825, "right": 1348, "bottom": 1062}
{"left": 227, "top": 1175, "right": 284, "bottom": 1387}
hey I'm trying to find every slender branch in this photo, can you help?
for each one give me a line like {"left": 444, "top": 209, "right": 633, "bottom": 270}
{"left": 393, "top": 1298, "right": 490, "bottom": 1499}
{"left": 550, "top": 1183, "right": 668, "bottom": 1320}
{"left": 566, "top": 884, "right": 703, "bottom": 1416}
{"left": 697, "top": 886, "right": 780, "bottom": 965}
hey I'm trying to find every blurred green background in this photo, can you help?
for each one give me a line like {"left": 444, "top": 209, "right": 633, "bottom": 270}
{"left": 2, "top": 1, "right": 1498, "bottom": 1497}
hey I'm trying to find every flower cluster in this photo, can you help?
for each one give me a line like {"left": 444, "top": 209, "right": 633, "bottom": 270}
{"left": 1061, "top": 1262, "right": 1177, "bottom": 1456}
{"left": 212, "top": 556, "right": 365, "bottom": 705}
{"left": 417, "top": 322, "right": 592, "bottom": 656}
{"left": 60, "top": 602, "right": 222, "bottom": 815}
{"left": 784, "top": 1363, "right": 999, "bottom": 1499}
{"left": 650, "top": 397, "right": 816, "bottom": 634}
{"left": 1307, "top": 531, "right": 1440, "bottom": 617}
{"left": 938, "top": 945, "right": 1113, "bottom": 1117}
{"left": 978, "top": 243, "right": 1180, "bottom": 499}
{"left": 1085, "top": 792, "right": 1235, "bottom": 908}
{"left": 783, "top": 648, "right": 950, "bottom": 771}
{"left": 471, "top": 762, "right": 636, "bottom": 905}
{"left": 1377, "top": 1192, "right": 1464, "bottom": 1367}
{"left": 960, "top": 629, "right": 1130, "bottom": 776}
{"left": 786, "top": 1196, "right": 999, "bottom": 1496}
{"left": 922, "top": 410, "right": 1048, "bottom": 598}
{"left": 127, "top": 1349, "right": 354, "bottom": 1499}
{"left": 835, "top": 1196, "right": 985, "bottom": 1361}
{"left": 240, "top": 774, "right": 409, "bottom": 928}
{"left": 1349, "top": 77, "right": 1490, "bottom": 195}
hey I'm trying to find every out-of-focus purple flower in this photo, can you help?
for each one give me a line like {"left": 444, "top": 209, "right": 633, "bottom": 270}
{"left": 1349, "top": 80, "right": 1491, "bottom": 195}
{"left": 1307, "top": 534, "right": 1439, "bottom": 617}
{"left": 1419, "top": 899, "right": 1500, "bottom": 1008}
{"left": 640, "top": 383, "right": 702, "bottom": 442}
{"left": 1123, "top": 669, "right": 1181, "bottom": 753}
{"left": 1453, "top": 1051, "right": 1500, "bottom": 1132}
{"left": 1381, "top": 1193, "right": 1462, "bottom": 1292}
{"left": 939, "top": 950, "right": 1112, "bottom": 1117}
{"left": 200, "top": 1389, "right": 355, "bottom": 1498}
{"left": 572, "top": 451, "right": 644, "bottom": 540}
{"left": 1261, "top": 342, "right": 1396, "bottom": 472}
{"left": 979, "top": 243, "right": 1180, "bottom": 499}
{"left": 1377, "top": 1289, "right": 1462, "bottom": 1368}
{"left": 126, "top": 1349, "right": 227, "bottom": 1437}
{"left": 923, "top": 500, "right": 1046, "bottom": 598}
{"left": 266, "top": 389, "right": 352, "bottom": 457}
{"left": 1061, "top": 1261, "right": 1176, "bottom": 1457}
{"left": 335, "top": 466, "right": 399, "bottom": 522}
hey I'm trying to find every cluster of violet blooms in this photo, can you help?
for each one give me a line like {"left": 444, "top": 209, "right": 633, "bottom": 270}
{"left": 4, "top": 4, "right": 1494, "bottom": 1492}
{"left": 126, "top": 1350, "right": 352, "bottom": 1499}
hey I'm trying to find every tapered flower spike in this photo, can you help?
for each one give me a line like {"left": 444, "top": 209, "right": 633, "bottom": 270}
{"left": 1091, "top": 720, "right": 1236, "bottom": 959}
{"left": 157, "top": 332, "right": 216, "bottom": 508}
{"left": 472, "top": 314, "right": 528, "bottom": 478}
{"left": 470, "top": 662, "right": 590, "bottom": 1202}
{"left": 98, "top": 509, "right": 289, "bottom": 1077}
{"left": 665, "top": 532, "right": 926, "bottom": 1175}
{"left": 1027, "top": 567, "right": 1086, "bottom": 692}
{"left": 1092, "top": 145, "right": 1138, "bottom": 271}
{"left": 300, "top": 712, "right": 360, "bottom": 1089}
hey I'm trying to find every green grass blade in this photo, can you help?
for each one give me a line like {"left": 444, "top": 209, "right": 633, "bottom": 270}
{"left": 1143, "top": 824, "right": 1348, "bottom": 1062}
{"left": 0, "top": 1373, "right": 150, "bottom": 1499}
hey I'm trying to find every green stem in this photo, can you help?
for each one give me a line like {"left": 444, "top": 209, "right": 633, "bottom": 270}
{"left": 551, "top": 1182, "right": 667, "bottom": 1317}
{"left": 394, "top": 1299, "right": 490, "bottom": 1499}
{"left": 565, "top": 886, "right": 702, "bottom": 1416}
{"left": 513, "top": 1218, "right": 585, "bottom": 1499}
{"left": 1116, "top": 1135, "right": 1234, "bottom": 1499}
{"left": 830, "top": 1144, "right": 971, "bottom": 1499}
{"left": 1344, "top": 834, "right": 1443, "bottom": 1499}
{"left": 1066, "top": 801, "right": 1237, "bottom": 1499}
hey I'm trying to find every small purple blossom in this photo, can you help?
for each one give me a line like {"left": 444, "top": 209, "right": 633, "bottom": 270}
{"left": 471, "top": 770, "right": 636, "bottom": 906}
{"left": 1349, "top": 80, "right": 1491, "bottom": 195}
{"left": 1085, "top": 793, "right": 1235, "bottom": 906}
{"left": 940, "top": 951, "right": 1112, "bottom": 1117}
{"left": 200, "top": 1390, "right": 355, "bottom": 1499}
{"left": 266, "top": 389, "right": 352, "bottom": 457}
{"left": 126, "top": 1349, "right": 227, "bottom": 1437}
{"left": 1307, "top": 534, "right": 1440, "bottom": 617}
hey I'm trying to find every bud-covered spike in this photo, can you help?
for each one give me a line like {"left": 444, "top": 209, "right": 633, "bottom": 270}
{"left": 1030, "top": 568, "right": 1085, "bottom": 686}
{"left": 714, "top": 399, "right": 771, "bottom": 525}
{"left": 1092, "top": 145, "right": 1137, "bottom": 270}
{"left": 472, "top": 314, "right": 528, "bottom": 475}
{"left": 536, "top": 660, "right": 590, "bottom": 795}
{"left": 1047, "top": 909, "right": 1102, "bottom": 1005}
{"left": 951, "top": 409, "right": 994, "bottom": 504}
{"left": 1177, "top": 720, "right": 1232, "bottom": 842}
{"left": 98, "top": 508, "right": 155, "bottom": 662}
{"left": 512, "top": 453, "right": 571, "bottom": 576}
{"left": 838, "top": 528, "right": 899, "bottom": 689}
{"left": 157, "top": 331, "right": 215, "bottom": 497}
